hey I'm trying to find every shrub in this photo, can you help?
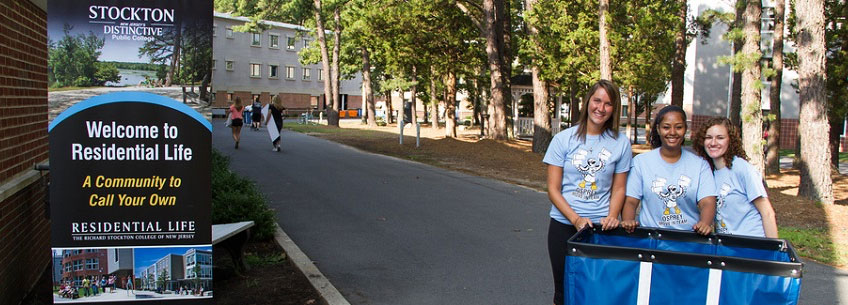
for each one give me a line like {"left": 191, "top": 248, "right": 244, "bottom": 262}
{"left": 211, "top": 150, "right": 277, "bottom": 240}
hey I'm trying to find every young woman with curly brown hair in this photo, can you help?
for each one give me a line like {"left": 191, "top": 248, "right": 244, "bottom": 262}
{"left": 692, "top": 117, "right": 778, "bottom": 238}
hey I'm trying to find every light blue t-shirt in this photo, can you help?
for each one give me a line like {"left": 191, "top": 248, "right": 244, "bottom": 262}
{"left": 543, "top": 126, "right": 632, "bottom": 224}
{"left": 714, "top": 157, "right": 768, "bottom": 237}
{"left": 626, "top": 148, "right": 717, "bottom": 231}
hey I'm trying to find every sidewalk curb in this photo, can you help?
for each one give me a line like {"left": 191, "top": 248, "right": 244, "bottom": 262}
{"left": 273, "top": 223, "right": 351, "bottom": 305}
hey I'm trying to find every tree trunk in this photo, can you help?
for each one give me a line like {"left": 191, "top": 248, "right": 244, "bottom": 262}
{"left": 766, "top": 0, "right": 785, "bottom": 174}
{"left": 599, "top": 0, "right": 611, "bottom": 80}
{"left": 166, "top": 18, "right": 182, "bottom": 87}
{"left": 330, "top": 5, "right": 342, "bottom": 126}
{"left": 362, "top": 48, "right": 376, "bottom": 127}
{"left": 670, "top": 0, "right": 687, "bottom": 107}
{"left": 314, "top": 0, "right": 336, "bottom": 126}
{"left": 527, "top": 0, "right": 551, "bottom": 152}
{"left": 483, "top": 0, "right": 508, "bottom": 140}
{"left": 645, "top": 101, "right": 653, "bottom": 145}
{"left": 445, "top": 71, "right": 458, "bottom": 138}
{"left": 531, "top": 66, "right": 551, "bottom": 153}
{"left": 631, "top": 93, "right": 639, "bottom": 144}
{"left": 730, "top": 2, "right": 744, "bottom": 128}
{"left": 831, "top": 119, "right": 844, "bottom": 168}
{"left": 384, "top": 89, "right": 394, "bottom": 124}
{"left": 200, "top": 71, "right": 210, "bottom": 103}
{"left": 569, "top": 82, "right": 579, "bottom": 127}
{"left": 430, "top": 66, "right": 441, "bottom": 131}
{"left": 626, "top": 86, "right": 633, "bottom": 141}
{"left": 411, "top": 65, "right": 418, "bottom": 125}
{"left": 741, "top": 0, "right": 765, "bottom": 176}
{"left": 796, "top": 0, "right": 834, "bottom": 204}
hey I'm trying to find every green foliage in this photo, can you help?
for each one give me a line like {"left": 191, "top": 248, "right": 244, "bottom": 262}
{"left": 48, "top": 24, "right": 121, "bottom": 87}
{"left": 211, "top": 150, "right": 277, "bottom": 241}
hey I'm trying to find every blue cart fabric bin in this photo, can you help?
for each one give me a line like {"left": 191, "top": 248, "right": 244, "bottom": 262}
{"left": 565, "top": 226, "right": 803, "bottom": 305}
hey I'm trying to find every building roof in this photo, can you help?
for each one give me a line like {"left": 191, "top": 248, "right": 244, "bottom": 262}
{"left": 511, "top": 74, "right": 532, "bottom": 87}
{"left": 214, "top": 12, "right": 306, "bottom": 31}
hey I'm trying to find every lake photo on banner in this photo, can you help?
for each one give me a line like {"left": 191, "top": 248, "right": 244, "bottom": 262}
{"left": 107, "top": 69, "right": 157, "bottom": 87}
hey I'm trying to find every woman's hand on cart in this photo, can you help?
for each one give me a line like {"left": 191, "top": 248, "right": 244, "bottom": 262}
{"left": 599, "top": 216, "right": 619, "bottom": 231}
{"left": 573, "top": 217, "right": 593, "bottom": 231}
{"left": 692, "top": 221, "right": 714, "bottom": 236}
{"left": 620, "top": 220, "right": 638, "bottom": 233}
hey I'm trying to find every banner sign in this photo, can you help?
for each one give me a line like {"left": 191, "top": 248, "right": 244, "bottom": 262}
{"left": 49, "top": 93, "right": 213, "bottom": 303}
{"left": 47, "top": 0, "right": 213, "bottom": 302}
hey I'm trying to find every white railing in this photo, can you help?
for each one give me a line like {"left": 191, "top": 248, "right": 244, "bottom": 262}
{"left": 515, "top": 117, "right": 562, "bottom": 138}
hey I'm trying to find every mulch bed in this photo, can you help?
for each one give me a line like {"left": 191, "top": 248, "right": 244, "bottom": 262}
{"left": 214, "top": 239, "right": 327, "bottom": 305}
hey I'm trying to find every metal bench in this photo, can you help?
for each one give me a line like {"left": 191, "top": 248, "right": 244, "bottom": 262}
{"left": 212, "top": 221, "right": 254, "bottom": 274}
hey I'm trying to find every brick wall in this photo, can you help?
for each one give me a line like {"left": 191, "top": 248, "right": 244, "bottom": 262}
{"left": 0, "top": 0, "right": 50, "bottom": 304}
{"left": 690, "top": 114, "right": 798, "bottom": 150}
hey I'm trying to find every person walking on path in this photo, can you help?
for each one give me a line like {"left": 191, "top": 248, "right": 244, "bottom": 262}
{"left": 126, "top": 275, "right": 134, "bottom": 295}
{"left": 251, "top": 97, "right": 263, "bottom": 130}
{"left": 692, "top": 117, "right": 778, "bottom": 238}
{"left": 226, "top": 97, "right": 245, "bottom": 149}
{"left": 621, "top": 105, "right": 717, "bottom": 235}
{"left": 265, "top": 94, "right": 286, "bottom": 152}
{"left": 543, "top": 80, "right": 632, "bottom": 305}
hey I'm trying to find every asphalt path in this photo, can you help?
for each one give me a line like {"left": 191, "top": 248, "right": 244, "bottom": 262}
{"left": 212, "top": 119, "right": 846, "bottom": 305}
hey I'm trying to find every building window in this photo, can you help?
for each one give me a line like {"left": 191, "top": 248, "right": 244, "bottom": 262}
{"left": 303, "top": 38, "right": 311, "bottom": 48}
{"left": 286, "top": 66, "right": 295, "bottom": 79}
{"left": 86, "top": 258, "right": 99, "bottom": 270}
{"left": 270, "top": 34, "right": 279, "bottom": 49}
{"left": 226, "top": 27, "right": 233, "bottom": 39}
{"left": 318, "top": 69, "right": 323, "bottom": 81}
{"left": 302, "top": 68, "right": 311, "bottom": 80}
{"left": 251, "top": 32, "right": 261, "bottom": 46}
{"left": 250, "top": 63, "right": 261, "bottom": 77}
{"left": 286, "top": 36, "right": 296, "bottom": 50}
{"left": 269, "top": 65, "right": 279, "bottom": 78}
{"left": 226, "top": 60, "right": 234, "bottom": 71}
{"left": 73, "top": 260, "right": 83, "bottom": 271}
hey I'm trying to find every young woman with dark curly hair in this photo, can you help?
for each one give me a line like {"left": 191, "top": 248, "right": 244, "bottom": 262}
{"left": 621, "top": 105, "right": 716, "bottom": 235}
{"left": 692, "top": 117, "right": 778, "bottom": 238}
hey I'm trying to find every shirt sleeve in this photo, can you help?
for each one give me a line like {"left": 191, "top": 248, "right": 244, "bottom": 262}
{"left": 696, "top": 158, "right": 718, "bottom": 201}
{"left": 543, "top": 133, "right": 568, "bottom": 167}
{"left": 738, "top": 160, "right": 768, "bottom": 202}
{"left": 615, "top": 135, "right": 633, "bottom": 173}
{"left": 626, "top": 157, "right": 643, "bottom": 199}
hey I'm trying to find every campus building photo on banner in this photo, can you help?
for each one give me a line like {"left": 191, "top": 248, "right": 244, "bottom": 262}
{"left": 47, "top": 0, "right": 213, "bottom": 303}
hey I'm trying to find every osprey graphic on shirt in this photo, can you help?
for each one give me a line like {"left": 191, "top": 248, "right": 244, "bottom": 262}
{"left": 652, "top": 175, "right": 692, "bottom": 226}
{"left": 570, "top": 148, "right": 611, "bottom": 201}
{"left": 715, "top": 183, "right": 732, "bottom": 234}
